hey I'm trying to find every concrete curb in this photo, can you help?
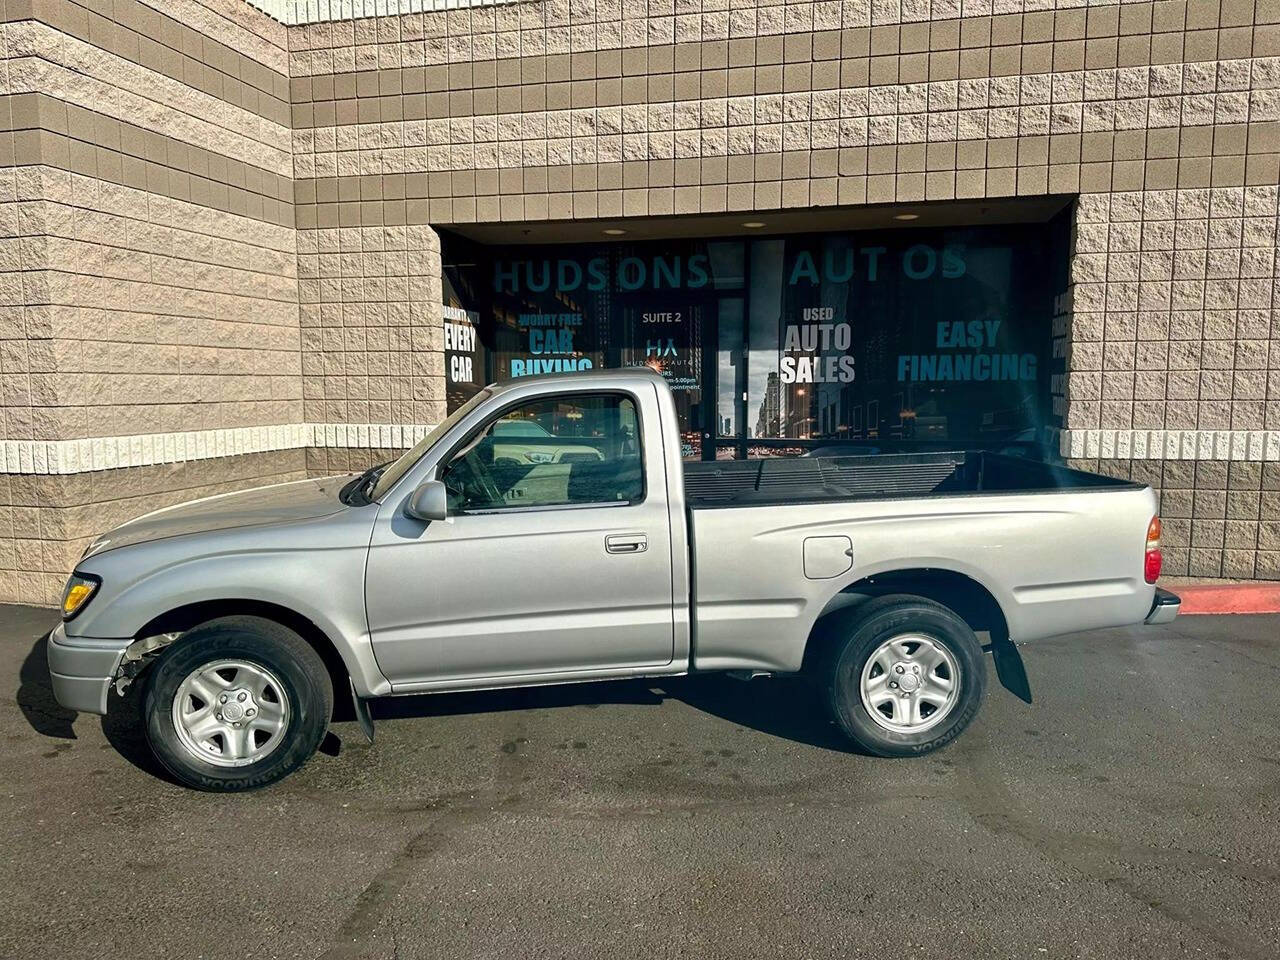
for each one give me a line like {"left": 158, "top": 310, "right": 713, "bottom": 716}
{"left": 1173, "top": 583, "right": 1280, "bottom": 615}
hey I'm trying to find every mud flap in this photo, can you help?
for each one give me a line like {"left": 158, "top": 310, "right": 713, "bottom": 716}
{"left": 991, "top": 637, "right": 1033, "bottom": 704}
{"left": 350, "top": 679, "right": 375, "bottom": 743}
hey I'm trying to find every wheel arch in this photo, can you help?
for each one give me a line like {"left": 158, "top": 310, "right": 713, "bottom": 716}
{"left": 802, "top": 567, "right": 1010, "bottom": 675}
{"left": 135, "top": 599, "right": 352, "bottom": 703}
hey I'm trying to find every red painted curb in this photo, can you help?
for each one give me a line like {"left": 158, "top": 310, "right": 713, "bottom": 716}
{"left": 1172, "top": 583, "right": 1280, "bottom": 615}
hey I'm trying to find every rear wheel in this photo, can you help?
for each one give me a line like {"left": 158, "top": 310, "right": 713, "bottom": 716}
{"left": 143, "top": 616, "right": 333, "bottom": 791}
{"left": 824, "top": 595, "right": 987, "bottom": 757}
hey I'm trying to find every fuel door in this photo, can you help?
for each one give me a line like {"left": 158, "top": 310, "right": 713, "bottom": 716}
{"left": 803, "top": 536, "right": 853, "bottom": 580}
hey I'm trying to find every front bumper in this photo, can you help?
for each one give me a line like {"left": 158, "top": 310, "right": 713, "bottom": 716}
{"left": 46, "top": 624, "right": 131, "bottom": 715}
{"left": 1144, "top": 587, "right": 1181, "bottom": 625}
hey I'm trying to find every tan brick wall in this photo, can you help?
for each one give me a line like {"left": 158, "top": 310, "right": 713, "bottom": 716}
{"left": 4, "top": 164, "right": 300, "bottom": 440}
{"left": 1, "top": 0, "right": 300, "bottom": 441}
{"left": 0, "top": 448, "right": 307, "bottom": 604}
{"left": 1067, "top": 187, "right": 1278, "bottom": 435}
{"left": 299, "top": 223, "right": 445, "bottom": 428}
{"left": 0, "top": 0, "right": 304, "bottom": 604}
{"left": 4, "top": 14, "right": 290, "bottom": 173}
{"left": 304, "top": 444, "right": 400, "bottom": 476}
{"left": 285, "top": 0, "right": 1280, "bottom": 226}
{"left": 0, "top": 165, "right": 41, "bottom": 446}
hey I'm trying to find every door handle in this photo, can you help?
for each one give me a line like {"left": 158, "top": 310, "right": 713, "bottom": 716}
{"left": 605, "top": 533, "right": 647, "bottom": 554}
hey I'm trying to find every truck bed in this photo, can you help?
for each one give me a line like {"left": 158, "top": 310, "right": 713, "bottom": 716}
{"left": 682, "top": 451, "right": 1140, "bottom": 508}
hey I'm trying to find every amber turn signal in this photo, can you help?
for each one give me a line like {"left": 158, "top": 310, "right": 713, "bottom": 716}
{"left": 61, "top": 573, "right": 100, "bottom": 620}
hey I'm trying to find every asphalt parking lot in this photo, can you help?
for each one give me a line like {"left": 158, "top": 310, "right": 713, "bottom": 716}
{"left": 3, "top": 603, "right": 1279, "bottom": 960}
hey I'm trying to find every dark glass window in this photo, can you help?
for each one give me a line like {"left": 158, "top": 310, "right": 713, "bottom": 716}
{"left": 442, "top": 220, "right": 1057, "bottom": 459}
{"left": 745, "top": 227, "right": 1051, "bottom": 450}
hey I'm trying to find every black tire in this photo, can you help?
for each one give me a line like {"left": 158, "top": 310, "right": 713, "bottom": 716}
{"left": 823, "top": 594, "right": 987, "bottom": 757}
{"left": 143, "top": 616, "right": 334, "bottom": 791}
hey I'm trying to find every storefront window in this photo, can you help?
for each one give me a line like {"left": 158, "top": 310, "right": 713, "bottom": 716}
{"left": 743, "top": 228, "right": 1049, "bottom": 452}
{"left": 441, "top": 221, "right": 1055, "bottom": 460}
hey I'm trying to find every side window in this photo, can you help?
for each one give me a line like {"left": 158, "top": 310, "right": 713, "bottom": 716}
{"left": 441, "top": 394, "right": 644, "bottom": 512}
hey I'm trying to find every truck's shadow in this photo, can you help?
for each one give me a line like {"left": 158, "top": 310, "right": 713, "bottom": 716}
{"left": 17, "top": 633, "right": 78, "bottom": 741}
{"left": 367, "top": 673, "right": 853, "bottom": 753}
{"left": 99, "top": 677, "right": 173, "bottom": 781}
{"left": 17, "top": 633, "right": 174, "bottom": 782}
{"left": 667, "top": 674, "right": 854, "bottom": 752}
{"left": 368, "top": 678, "right": 666, "bottom": 721}
{"left": 17, "top": 629, "right": 852, "bottom": 785}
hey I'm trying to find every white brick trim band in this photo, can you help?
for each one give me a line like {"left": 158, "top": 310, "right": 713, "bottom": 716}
{"left": 1059, "top": 429, "right": 1280, "bottom": 463}
{"left": 2, "top": 426, "right": 1278, "bottom": 475}
{"left": 0, "top": 423, "right": 437, "bottom": 475}
{"left": 247, "top": 0, "right": 519, "bottom": 25}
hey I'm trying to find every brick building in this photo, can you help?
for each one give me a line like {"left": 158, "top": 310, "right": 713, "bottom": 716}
{"left": 1, "top": 0, "right": 1278, "bottom": 605}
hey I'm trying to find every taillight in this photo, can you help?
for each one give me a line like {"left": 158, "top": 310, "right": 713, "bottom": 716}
{"left": 1144, "top": 516, "right": 1162, "bottom": 584}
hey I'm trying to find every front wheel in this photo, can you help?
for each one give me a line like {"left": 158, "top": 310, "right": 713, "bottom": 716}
{"left": 824, "top": 595, "right": 987, "bottom": 757}
{"left": 143, "top": 616, "right": 334, "bottom": 791}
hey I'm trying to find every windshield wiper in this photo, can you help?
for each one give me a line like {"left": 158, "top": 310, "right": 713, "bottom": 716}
{"left": 341, "top": 461, "right": 392, "bottom": 506}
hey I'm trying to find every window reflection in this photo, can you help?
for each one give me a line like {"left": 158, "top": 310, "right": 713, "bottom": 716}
{"left": 440, "top": 219, "right": 1058, "bottom": 459}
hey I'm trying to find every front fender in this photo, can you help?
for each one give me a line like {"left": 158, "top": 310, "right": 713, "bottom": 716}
{"left": 67, "top": 529, "right": 391, "bottom": 697}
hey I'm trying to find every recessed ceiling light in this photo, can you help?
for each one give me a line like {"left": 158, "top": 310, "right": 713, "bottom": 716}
{"left": 742, "top": 221, "right": 766, "bottom": 228}
{"left": 602, "top": 228, "right": 627, "bottom": 235}
{"left": 893, "top": 213, "right": 919, "bottom": 221}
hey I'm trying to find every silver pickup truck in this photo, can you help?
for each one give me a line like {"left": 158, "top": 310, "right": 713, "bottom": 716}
{"left": 49, "top": 369, "right": 1179, "bottom": 791}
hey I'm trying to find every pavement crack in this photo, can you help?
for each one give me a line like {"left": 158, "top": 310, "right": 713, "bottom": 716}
{"left": 313, "top": 792, "right": 529, "bottom": 960}
{"left": 315, "top": 821, "right": 452, "bottom": 960}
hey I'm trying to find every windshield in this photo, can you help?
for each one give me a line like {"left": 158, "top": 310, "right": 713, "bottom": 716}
{"left": 369, "top": 388, "right": 493, "bottom": 501}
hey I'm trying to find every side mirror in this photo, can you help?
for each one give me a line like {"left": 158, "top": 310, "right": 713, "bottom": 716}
{"left": 404, "top": 479, "right": 449, "bottom": 522}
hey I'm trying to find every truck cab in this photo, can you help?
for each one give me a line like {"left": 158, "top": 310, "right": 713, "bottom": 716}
{"left": 362, "top": 371, "right": 691, "bottom": 689}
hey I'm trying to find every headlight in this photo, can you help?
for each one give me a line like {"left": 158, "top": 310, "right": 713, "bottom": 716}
{"left": 61, "top": 573, "right": 100, "bottom": 620}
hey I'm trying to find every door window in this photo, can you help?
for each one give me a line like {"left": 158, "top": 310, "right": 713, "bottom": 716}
{"left": 441, "top": 394, "right": 644, "bottom": 511}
